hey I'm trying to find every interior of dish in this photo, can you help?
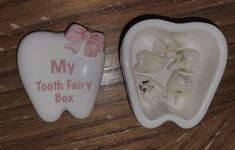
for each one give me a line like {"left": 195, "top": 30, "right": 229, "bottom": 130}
{"left": 130, "top": 27, "right": 220, "bottom": 120}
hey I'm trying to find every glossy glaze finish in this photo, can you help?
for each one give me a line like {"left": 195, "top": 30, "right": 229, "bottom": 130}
{"left": 17, "top": 24, "right": 105, "bottom": 122}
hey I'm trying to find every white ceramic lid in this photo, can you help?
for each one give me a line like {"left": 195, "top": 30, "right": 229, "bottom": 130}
{"left": 17, "top": 24, "right": 105, "bottom": 122}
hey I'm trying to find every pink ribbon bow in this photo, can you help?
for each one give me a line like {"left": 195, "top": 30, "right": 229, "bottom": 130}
{"left": 64, "top": 24, "right": 105, "bottom": 57}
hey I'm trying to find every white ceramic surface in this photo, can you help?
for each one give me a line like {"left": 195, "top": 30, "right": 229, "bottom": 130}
{"left": 121, "top": 19, "right": 227, "bottom": 128}
{"left": 17, "top": 24, "right": 105, "bottom": 122}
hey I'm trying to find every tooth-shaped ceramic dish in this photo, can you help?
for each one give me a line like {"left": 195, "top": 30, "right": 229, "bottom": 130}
{"left": 120, "top": 18, "right": 227, "bottom": 128}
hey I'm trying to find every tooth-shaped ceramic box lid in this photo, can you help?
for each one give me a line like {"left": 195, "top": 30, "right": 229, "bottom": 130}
{"left": 17, "top": 23, "right": 105, "bottom": 122}
{"left": 120, "top": 17, "right": 227, "bottom": 128}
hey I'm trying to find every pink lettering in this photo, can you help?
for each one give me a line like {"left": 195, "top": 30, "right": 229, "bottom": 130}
{"left": 47, "top": 83, "right": 53, "bottom": 91}
{"left": 86, "top": 82, "right": 92, "bottom": 90}
{"left": 35, "top": 81, "right": 42, "bottom": 91}
{"left": 55, "top": 93, "right": 74, "bottom": 103}
{"left": 68, "top": 95, "right": 74, "bottom": 102}
{"left": 67, "top": 63, "right": 75, "bottom": 75}
{"left": 51, "top": 59, "right": 66, "bottom": 74}
{"left": 55, "top": 93, "right": 61, "bottom": 103}
{"left": 66, "top": 80, "right": 92, "bottom": 90}
{"left": 35, "top": 80, "right": 64, "bottom": 91}
{"left": 51, "top": 59, "right": 75, "bottom": 75}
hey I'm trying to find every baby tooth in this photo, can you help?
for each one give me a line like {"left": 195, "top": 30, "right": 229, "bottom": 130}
{"left": 177, "top": 48, "right": 200, "bottom": 64}
{"left": 153, "top": 36, "right": 181, "bottom": 56}
{"left": 135, "top": 50, "right": 169, "bottom": 73}
{"left": 135, "top": 74, "right": 167, "bottom": 104}
{"left": 167, "top": 48, "right": 200, "bottom": 73}
{"left": 166, "top": 71, "right": 193, "bottom": 94}
{"left": 168, "top": 60, "right": 198, "bottom": 73}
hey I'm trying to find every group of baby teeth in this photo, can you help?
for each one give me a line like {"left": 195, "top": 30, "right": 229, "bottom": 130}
{"left": 135, "top": 35, "right": 200, "bottom": 105}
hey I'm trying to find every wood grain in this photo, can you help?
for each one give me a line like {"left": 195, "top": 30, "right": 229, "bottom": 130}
{"left": 0, "top": 0, "right": 235, "bottom": 149}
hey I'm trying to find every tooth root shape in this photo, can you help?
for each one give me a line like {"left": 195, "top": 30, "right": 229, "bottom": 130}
{"left": 153, "top": 36, "right": 181, "bottom": 56}
{"left": 17, "top": 24, "right": 105, "bottom": 122}
{"left": 135, "top": 74, "right": 167, "bottom": 104}
{"left": 32, "top": 95, "right": 64, "bottom": 122}
{"left": 135, "top": 50, "right": 169, "bottom": 73}
{"left": 166, "top": 71, "right": 193, "bottom": 94}
{"left": 168, "top": 48, "right": 200, "bottom": 73}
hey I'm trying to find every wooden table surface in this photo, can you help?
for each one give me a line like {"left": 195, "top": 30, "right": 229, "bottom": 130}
{"left": 0, "top": 0, "right": 235, "bottom": 149}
